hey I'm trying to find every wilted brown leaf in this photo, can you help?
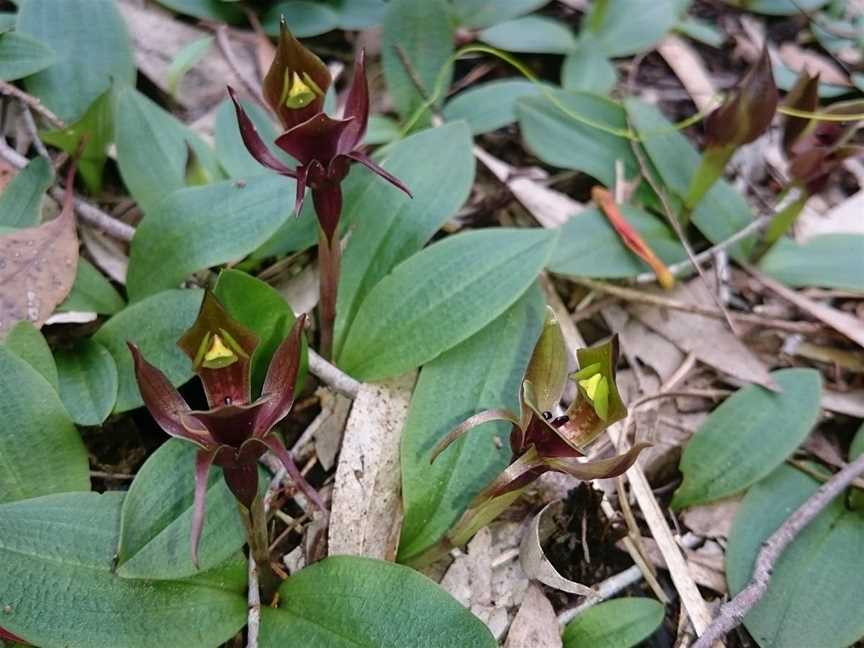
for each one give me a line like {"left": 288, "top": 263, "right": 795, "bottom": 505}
{"left": 0, "top": 185, "right": 77, "bottom": 339}
{"left": 504, "top": 583, "right": 562, "bottom": 648}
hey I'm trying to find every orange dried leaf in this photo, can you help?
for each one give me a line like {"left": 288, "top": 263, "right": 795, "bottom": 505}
{"left": 591, "top": 186, "right": 675, "bottom": 289}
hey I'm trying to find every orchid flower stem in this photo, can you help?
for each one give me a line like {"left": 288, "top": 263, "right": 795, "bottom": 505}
{"left": 241, "top": 496, "right": 280, "bottom": 602}
{"left": 317, "top": 226, "right": 341, "bottom": 361}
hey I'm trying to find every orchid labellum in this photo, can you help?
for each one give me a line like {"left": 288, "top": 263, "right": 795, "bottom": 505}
{"left": 128, "top": 291, "right": 322, "bottom": 567}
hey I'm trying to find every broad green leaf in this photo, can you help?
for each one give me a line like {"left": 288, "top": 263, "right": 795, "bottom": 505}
{"left": 3, "top": 320, "right": 57, "bottom": 389}
{"left": 398, "top": 286, "right": 543, "bottom": 561}
{"left": 262, "top": 2, "right": 340, "bottom": 37}
{"left": 167, "top": 36, "right": 214, "bottom": 98}
{"left": 727, "top": 465, "right": 864, "bottom": 648}
{"left": 117, "top": 440, "right": 246, "bottom": 580}
{"left": 443, "top": 80, "right": 544, "bottom": 134}
{"left": 672, "top": 368, "right": 822, "bottom": 509}
{"left": 674, "top": 17, "right": 726, "bottom": 47}
{"left": 41, "top": 90, "right": 113, "bottom": 193}
{"left": 0, "top": 492, "right": 247, "bottom": 648}
{"left": 850, "top": 422, "right": 864, "bottom": 461}
{"left": 583, "top": 0, "right": 686, "bottom": 56}
{"left": 561, "top": 48, "right": 617, "bottom": 94}
{"left": 517, "top": 90, "right": 636, "bottom": 187}
{"left": 214, "top": 97, "right": 292, "bottom": 179}
{"left": 0, "top": 12, "right": 16, "bottom": 31}
{"left": 54, "top": 339, "right": 118, "bottom": 426}
{"left": 365, "top": 114, "right": 401, "bottom": 145}
{"left": 114, "top": 84, "right": 221, "bottom": 214}
{"left": 727, "top": 0, "right": 829, "bottom": 15}
{"left": 260, "top": 556, "right": 497, "bottom": 647}
{"left": 213, "top": 269, "right": 306, "bottom": 396}
{"left": 126, "top": 176, "right": 295, "bottom": 301}
{"left": 16, "top": 0, "right": 134, "bottom": 122}
{"left": 454, "top": 0, "right": 550, "bottom": 29}
{"left": 94, "top": 289, "right": 203, "bottom": 413}
{"left": 625, "top": 99, "right": 757, "bottom": 259}
{"left": 548, "top": 206, "right": 687, "bottom": 278}
{"left": 338, "top": 227, "right": 557, "bottom": 381}
{"left": 152, "top": 0, "right": 244, "bottom": 22}
{"left": 480, "top": 16, "right": 576, "bottom": 53}
{"left": 0, "top": 156, "right": 52, "bottom": 228}
{"left": 58, "top": 258, "right": 125, "bottom": 315}
{"left": 250, "top": 196, "right": 319, "bottom": 259}
{"left": 382, "top": 0, "right": 454, "bottom": 119}
{"left": 334, "top": 122, "right": 475, "bottom": 357}
{"left": 562, "top": 598, "right": 665, "bottom": 648}
{"left": 331, "top": 0, "right": 387, "bottom": 29}
{"left": 0, "top": 31, "right": 55, "bottom": 81}
{"left": 758, "top": 235, "right": 864, "bottom": 292}
{"left": 0, "top": 346, "right": 89, "bottom": 503}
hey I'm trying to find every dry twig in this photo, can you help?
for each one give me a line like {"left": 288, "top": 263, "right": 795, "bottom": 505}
{"left": 0, "top": 80, "right": 65, "bottom": 129}
{"left": 693, "top": 453, "right": 864, "bottom": 647}
{"left": 307, "top": 349, "right": 360, "bottom": 399}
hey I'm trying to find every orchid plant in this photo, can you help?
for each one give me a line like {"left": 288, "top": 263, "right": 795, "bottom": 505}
{"left": 128, "top": 292, "right": 322, "bottom": 597}
{"left": 409, "top": 308, "right": 648, "bottom": 566}
{"left": 229, "top": 20, "right": 411, "bottom": 359}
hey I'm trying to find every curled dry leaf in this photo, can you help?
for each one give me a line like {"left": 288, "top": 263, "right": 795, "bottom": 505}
{"left": 0, "top": 173, "right": 78, "bottom": 339}
{"left": 519, "top": 500, "right": 600, "bottom": 599}
{"left": 328, "top": 372, "right": 416, "bottom": 560}
{"left": 504, "top": 583, "right": 562, "bottom": 648}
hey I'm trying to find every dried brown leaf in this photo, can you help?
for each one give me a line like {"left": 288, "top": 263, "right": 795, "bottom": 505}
{"left": 504, "top": 583, "right": 562, "bottom": 648}
{"left": 327, "top": 372, "right": 416, "bottom": 560}
{"left": 0, "top": 192, "right": 77, "bottom": 338}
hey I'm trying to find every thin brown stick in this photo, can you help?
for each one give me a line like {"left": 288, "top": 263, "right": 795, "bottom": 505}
{"left": 0, "top": 80, "right": 65, "bottom": 129}
{"left": 307, "top": 348, "right": 360, "bottom": 399}
{"left": 627, "top": 145, "right": 740, "bottom": 336}
{"left": 630, "top": 389, "right": 732, "bottom": 409}
{"left": 214, "top": 25, "right": 267, "bottom": 111}
{"left": 246, "top": 554, "right": 261, "bottom": 648}
{"left": 0, "top": 140, "right": 135, "bottom": 241}
{"left": 693, "top": 452, "right": 864, "bottom": 648}
{"left": 21, "top": 107, "right": 50, "bottom": 161}
{"left": 572, "top": 276, "right": 824, "bottom": 335}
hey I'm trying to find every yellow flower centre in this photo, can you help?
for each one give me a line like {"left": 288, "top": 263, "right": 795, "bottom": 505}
{"left": 578, "top": 373, "right": 602, "bottom": 401}
{"left": 282, "top": 71, "right": 321, "bottom": 109}
{"left": 202, "top": 333, "right": 237, "bottom": 369}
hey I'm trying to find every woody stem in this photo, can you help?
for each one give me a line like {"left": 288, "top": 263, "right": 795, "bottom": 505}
{"left": 317, "top": 226, "right": 341, "bottom": 361}
{"left": 241, "top": 496, "right": 279, "bottom": 602}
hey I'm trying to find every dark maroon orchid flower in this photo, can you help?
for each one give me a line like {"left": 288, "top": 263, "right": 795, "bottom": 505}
{"left": 229, "top": 20, "right": 411, "bottom": 242}
{"left": 128, "top": 292, "right": 322, "bottom": 566}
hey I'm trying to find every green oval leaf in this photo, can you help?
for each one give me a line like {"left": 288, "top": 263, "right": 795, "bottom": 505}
{"left": 548, "top": 206, "right": 686, "bottom": 278}
{"left": 153, "top": 0, "right": 244, "bottom": 22}
{"left": 16, "top": 0, "right": 134, "bottom": 122}
{"left": 727, "top": 465, "right": 864, "bottom": 648}
{"left": 0, "top": 346, "right": 89, "bottom": 503}
{"left": 672, "top": 368, "right": 822, "bottom": 509}
{"left": 562, "top": 48, "right": 617, "bottom": 94}
{"left": 0, "top": 156, "right": 53, "bottom": 228}
{"left": 260, "top": 556, "right": 497, "bottom": 647}
{"left": 213, "top": 269, "right": 306, "bottom": 396}
{"left": 733, "top": 0, "right": 829, "bottom": 15}
{"left": 338, "top": 227, "right": 557, "bottom": 381}
{"left": 382, "top": 0, "right": 453, "bottom": 119}
{"left": 0, "top": 31, "right": 55, "bottom": 81}
{"left": 455, "top": 0, "right": 549, "bottom": 29}
{"left": 54, "top": 339, "right": 118, "bottom": 426}
{"left": 758, "top": 235, "right": 864, "bottom": 293}
{"left": 562, "top": 598, "right": 665, "bottom": 648}
{"left": 583, "top": 0, "right": 683, "bottom": 57}
{"left": 262, "top": 2, "right": 340, "bottom": 37}
{"left": 59, "top": 258, "right": 125, "bottom": 315}
{"left": 443, "top": 80, "right": 545, "bottom": 135}
{"left": 127, "top": 176, "right": 295, "bottom": 301}
{"left": 214, "top": 97, "right": 292, "bottom": 179}
{"left": 114, "top": 84, "right": 222, "bottom": 215}
{"left": 480, "top": 16, "right": 577, "bottom": 54}
{"left": 334, "top": 121, "right": 475, "bottom": 357}
{"left": 4, "top": 320, "right": 57, "bottom": 389}
{"left": 398, "top": 285, "right": 544, "bottom": 561}
{"left": 93, "top": 288, "right": 203, "bottom": 413}
{"left": 117, "top": 440, "right": 246, "bottom": 580}
{"left": 0, "top": 492, "right": 247, "bottom": 647}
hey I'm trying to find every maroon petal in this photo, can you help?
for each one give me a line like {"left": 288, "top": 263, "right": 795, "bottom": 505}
{"left": 255, "top": 314, "right": 306, "bottom": 435}
{"left": 191, "top": 448, "right": 216, "bottom": 568}
{"left": 294, "top": 164, "right": 309, "bottom": 216}
{"left": 274, "top": 113, "right": 354, "bottom": 166}
{"left": 338, "top": 49, "right": 369, "bottom": 154}
{"left": 227, "top": 86, "right": 296, "bottom": 177}
{"left": 347, "top": 151, "right": 412, "bottom": 198}
{"left": 223, "top": 463, "right": 259, "bottom": 509}
{"left": 127, "top": 343, "right": 213, "bottom": 447}
{"left": 262, "top": 434, "right": 325, "bottom": 510}
{"left": 311, "top": 181, "right": 343, "bottom": 243}
{"left": 184, "top": 400, "right": 269, "bottom": 447}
